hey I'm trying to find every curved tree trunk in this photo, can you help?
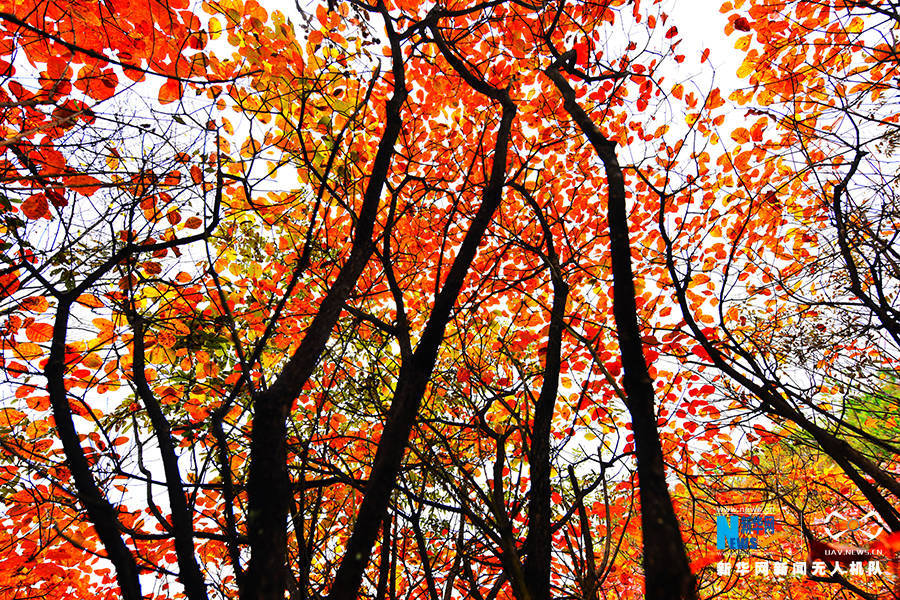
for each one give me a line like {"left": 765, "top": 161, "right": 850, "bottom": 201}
{"left": 545, "top": 61, "right": 697, "bottom": 600}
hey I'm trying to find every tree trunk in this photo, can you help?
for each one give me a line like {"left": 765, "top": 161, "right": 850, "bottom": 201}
{"left": 545, "top": 62, "right": 697, "bottom": 600}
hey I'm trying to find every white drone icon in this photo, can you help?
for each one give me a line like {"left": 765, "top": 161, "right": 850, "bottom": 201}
{"left": 817, "top": 510, "right": 887, "bottom": 541}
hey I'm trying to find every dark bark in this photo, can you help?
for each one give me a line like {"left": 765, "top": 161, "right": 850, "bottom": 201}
{"left": 833, "top": 151, "right": 900, "bottom": 347}
{"left": 491, "top": 436, "right": 531, "bottom": 600}
{"left": 20, "top": 154, "right": 223, "bottom": 600}
{"left": 375, "top": 514, "right": 392, "bottom": 600}
{"left": 411, "top": 510, "right": 441, "bottom": 600}
{"left": 131, "top": 315, "right": 209, "bottom": 600}
{"left": 520, "top": 188, "right": 570, "bottom": 600}
{"left": 290, "top": 447, "right": 311, "bottom": 600}
{"left": 568, "top": 465, "right": 607, "bottom": 600}
{"left": 46, "top": 300, "right": 143, "bottom": 600}
{"left": 239, "top": 10, "right": 408, "bottom": 600}
{"left": 544, "top": 60, "right": 697, "bottom": 600}
{"left": 212, "top": 416, "right": 244, "bottom": 583}
{"left": 325, "top": 46, "right": 517, "bottom": 597}
{"left": 658, "top": 183, "right": 900, "bottom": 530}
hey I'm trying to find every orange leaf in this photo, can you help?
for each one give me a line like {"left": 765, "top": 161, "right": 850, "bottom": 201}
{"left": 66, "top": 173, "right": 103, "bottom": 196}
{"left": 0, "top": 408, "right": 27, "bottom": 427}
{"left": 184, "top": 216, "right": 203, "bottom": 229}
{"left": 92, "top": 318, "right": 115, "bottom": 334}
{"left": 0, "top": 272, "right": 20, "bottom": 297}
{"left": 82, "top": 353, "right": 103, "bottom": 369}
{"left": 157, "top": 331, "right": 176, "bottom": 349}
{"left": 19, "top": 296, "right": 49, "bottom": 313}
{"left": 76, "top": 294, "right": 104, "bottom": 308}
{"left": 158, "top": 79, "right": 182, "bottom": 105}
{"left": 26, "top": 394, "right": 49, "bottom": 410}
{"left": 26, "top": 322, "right": 54, "bottom": 342}
{"left": 163, "top": 171, "right": 182, "bottom": 186}
{"left": 730, "top": 127, "right": 750, "bottom": 144}
{"left": 143, "top": 261, "right": 162, "bottom": 275}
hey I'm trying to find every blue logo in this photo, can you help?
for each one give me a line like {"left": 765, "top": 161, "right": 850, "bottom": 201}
{"left": 717, "top": 515, "right": 775, "bottom": 550}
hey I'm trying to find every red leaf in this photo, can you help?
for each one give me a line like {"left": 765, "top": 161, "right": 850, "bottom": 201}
{"left": 143, "top": 261, "right": 162, "bottom": 275}
{"left": 0, "top": 272, "right": 20, "bottom": 297}
{"left": 690, "top": 345, "right": 712, "bottom": 361}
{"left": 733, "top": 17, "right": 751, "bottom": 32}
{"left": 47, "top": 190, "right": 67, "bottom": 208}
{"left": 21, "top": 194, "right": 49, "bottom": 219}
{"left": 75, "top": 66, "right": 118, "bottom": 102}
{"left": 66, "top": 173, "right": 103, "bottom": 196}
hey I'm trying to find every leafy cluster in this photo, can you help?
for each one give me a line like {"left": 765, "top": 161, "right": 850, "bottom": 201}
{"left": 0, "top": 1, "right": 899, "bottom": 600}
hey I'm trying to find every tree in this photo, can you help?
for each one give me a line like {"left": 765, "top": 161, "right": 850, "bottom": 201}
{"left": 713, "top": 0, "right": 900, "bottom": 533}
{"left": 3, "top": 1, "right": 899, "bottom": 600}
{"left": 637, "top": 0, "right": 900, "bottom": 596}
{"left": 0, "top": 2, "right": 225, "bottom": 598}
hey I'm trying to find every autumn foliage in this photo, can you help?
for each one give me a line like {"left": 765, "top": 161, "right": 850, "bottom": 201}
{"left": 0, "top": 0, "right": 898, "bottom": 599}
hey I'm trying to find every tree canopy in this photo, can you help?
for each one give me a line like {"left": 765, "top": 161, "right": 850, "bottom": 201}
{"left": 0, "top": 0, "right": 899, "bottom": 599}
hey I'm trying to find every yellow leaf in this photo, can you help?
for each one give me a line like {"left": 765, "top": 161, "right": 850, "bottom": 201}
{"left": 13, "top": 342, "right": 42, "bottom": 360}
{"left": 0, "top": 408, "right": 26, "bottom": 426}
{"left": 209, "top": 17, "right": 223, "bottom": 40}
